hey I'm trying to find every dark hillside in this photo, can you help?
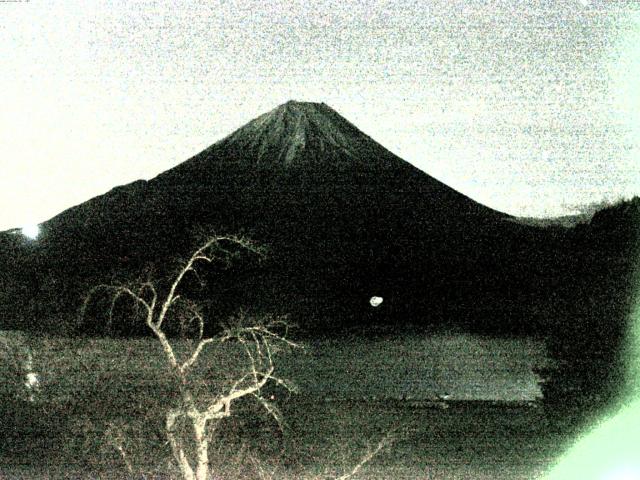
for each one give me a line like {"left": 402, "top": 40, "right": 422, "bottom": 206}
{"left": 0, "top": 103, "right": 637, "bottom": 406}
{"left": 0, "top": 101, "right": 525, "bottom": 335}
{"left": 542, "top": 197, "right": 640, "bottom": 409}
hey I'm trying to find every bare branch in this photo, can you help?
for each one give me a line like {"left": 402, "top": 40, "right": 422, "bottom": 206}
{"left": 84, "top": 235, "right": 293, "bottom": 480}
{"left": 181, "top": 338, "right": 214, "bottom": 372}
{"left": 139, "top": 281, "right": 157, "bottom": 313}
{"left": 334, "top": 429, "right": 396, "bottom": 480}
{"left": 245, "top": 325, "right": 302, "bottom": 349}
{"left": 104, "top": 422, "right": 134, "bottom": 477}
{"left": 166, "top": 409, "right": 195, "bottom": 480}
{"left": 204, "top": 363, "right": 275, "bottom": 422}
{"left": 252, "top": 392, "right": 285, "bottom": 431}
{"left": 226, "top": 372, "right": 254, "bottom": 397}
{"left": 147, "top": 321, "right": 179, "bottom": 369}
{"left": 114, "top": 285, "right": 152, "bottom": 312}
{"left": 191, "top": 255, "right": 214, "bottom": 265}
{"left": 177, "top": 298, "right": 205, "bottom": 340}
{"left": 187, "top": 265, "right": 206, "bottom": 288}
{"left": 266, "top": 374, "right": 299, "bottom": 395}
{"left": 81, "top": 283, "right": 154, "bottom": 334}
{"left": 239, "top": 336, "right": 259, "bottom": 384}
{"left": 155, "top": 235, "right": 260, "bottom": 330}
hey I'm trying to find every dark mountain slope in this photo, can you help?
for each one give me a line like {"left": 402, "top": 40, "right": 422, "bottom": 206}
{"left": 0, "top": 101, "right": 619, "bottom": 342}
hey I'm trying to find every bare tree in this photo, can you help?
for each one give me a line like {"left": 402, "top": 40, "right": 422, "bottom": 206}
{"left": 82, "top": 236, "right": 299, "bottom": 480}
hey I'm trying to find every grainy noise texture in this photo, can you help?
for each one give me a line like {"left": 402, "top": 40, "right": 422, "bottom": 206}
{"left": 1, "top": 1, "right": 639, "bottom": 479}
{"left": 0, "top": 0, "right": 638, "bottom": 229}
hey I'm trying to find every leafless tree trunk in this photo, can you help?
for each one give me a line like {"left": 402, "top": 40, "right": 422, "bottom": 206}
{"left": 83, "top": 236, "right": 299, "bottom": 480}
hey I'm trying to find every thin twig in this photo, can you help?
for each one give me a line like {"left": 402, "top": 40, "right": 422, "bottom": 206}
{"left": 334, "top": 429, "right": 396, "bottom": 480}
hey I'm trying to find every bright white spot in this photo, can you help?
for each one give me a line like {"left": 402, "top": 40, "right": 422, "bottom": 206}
{"left": 21, "top": 223, "right": 39, "bottom": 240}
{"left": 24, "top": 372, "right": 40, "bottom": 403}
{"left": 369, "top": 296, "right": 383, "bottom": 308}
{"left": 578, "top": 0, "right": 590, "bottom": 6}
{"left": 25, "top": 372, "right": 40, "bottom": 389}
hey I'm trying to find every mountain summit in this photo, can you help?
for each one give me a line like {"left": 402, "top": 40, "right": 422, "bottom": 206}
{"left": 161, "top": 101, "right": 497, "bottom": 223}
{"left": 177, "top": 100, "right": 403, "bottom": 169}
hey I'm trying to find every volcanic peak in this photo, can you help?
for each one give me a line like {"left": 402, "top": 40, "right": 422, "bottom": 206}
{"left": 207, "top": 100, "right": 398, "bottom": 167}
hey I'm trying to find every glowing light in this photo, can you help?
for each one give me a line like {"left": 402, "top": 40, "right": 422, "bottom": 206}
{"left": 546, "top": 401, "right": 640, "bottom": 479}
{"left": 25, "top": 372, "right": 39, "bottom": 389}
{"left": 369, "top": 296, "right": 383, "bottom": 307}
{"left": 21, "top": 223, "right": 39, "bottom": 240}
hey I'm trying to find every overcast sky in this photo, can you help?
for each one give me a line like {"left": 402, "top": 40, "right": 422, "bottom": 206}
{"left": 1, "top": 0, "right": 638, "bottom": 230}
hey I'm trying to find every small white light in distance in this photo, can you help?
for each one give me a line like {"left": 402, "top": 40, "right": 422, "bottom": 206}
{"left": 21, "top": 224, "right": 40, "bottom": 240}
{"left": 369, "top": 296, "right": 383, "bottom": 308}
{"left": 25, "top": 372, "right": 40, "bottom": 389}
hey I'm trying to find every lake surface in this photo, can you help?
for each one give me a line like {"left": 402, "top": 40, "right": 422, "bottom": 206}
{"left": 289, "top": 333, "right": 550, "bottom": 402}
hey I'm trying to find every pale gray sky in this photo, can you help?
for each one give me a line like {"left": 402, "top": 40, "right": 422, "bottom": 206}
{"left": 1, "top": 0, "right": 638, "bottom": 230}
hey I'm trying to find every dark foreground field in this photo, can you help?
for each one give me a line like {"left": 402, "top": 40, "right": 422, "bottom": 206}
{"left": 0, "top": 336, "right": 579, "bottom": 479}
{"left": 1, "top": 400, "right": 576, "bottom": 480}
